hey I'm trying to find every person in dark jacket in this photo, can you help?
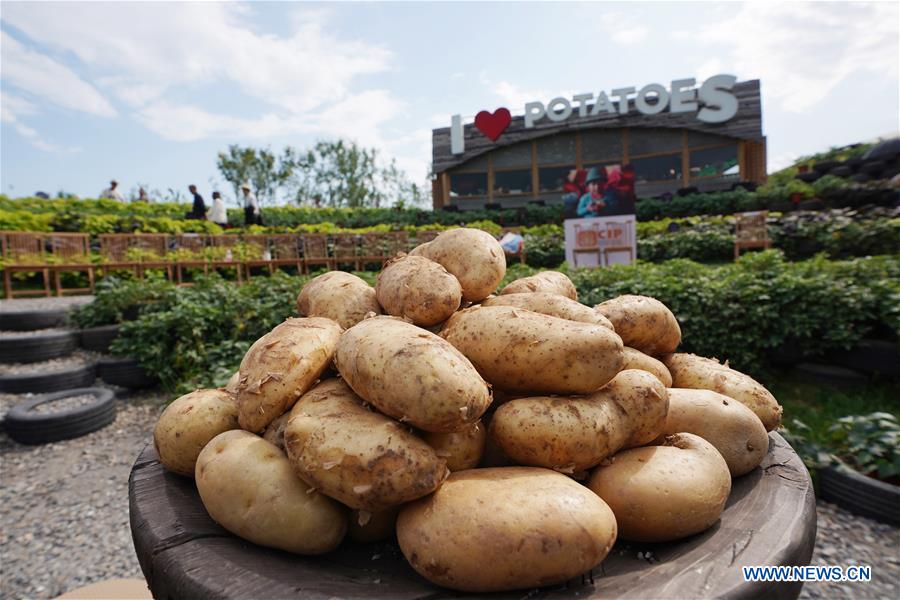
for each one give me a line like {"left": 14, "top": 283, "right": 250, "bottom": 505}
{"left": 187, "top": 185, "right": 206, "bottom": 220}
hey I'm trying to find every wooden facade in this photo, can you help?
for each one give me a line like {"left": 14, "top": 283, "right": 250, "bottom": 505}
{"left": 432, "top": 80, "right": 766, "bottom": 209}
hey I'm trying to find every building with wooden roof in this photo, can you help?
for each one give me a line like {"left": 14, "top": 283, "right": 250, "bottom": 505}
{"left": 431, "top": 78, "right": 766, "bottom": 210}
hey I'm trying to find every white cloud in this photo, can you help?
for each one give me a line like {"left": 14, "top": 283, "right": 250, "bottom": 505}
{"left": 1, "top": 92, "right": 80, "bottom": 153}
{"left": 690, "top": 2, "right": 899, "bottom": 112}
{"left": 598, "top": 12, "right": 649, "bottom": 45}
{"left": 0, "top": 31, "right": 117, "bottom": 118}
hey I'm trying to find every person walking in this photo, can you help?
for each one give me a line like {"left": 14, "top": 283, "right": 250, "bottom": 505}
{"left": 241, "top": 183, "right": 260, "bottom": 226}
{"left": 99, "top": 179, "right": 125, "bottom": 202}
{"left": 208, "top": 191, "right": 228, "bottom": 228}
{"left": 188, "top": 185, "right": 206, "bottom": 220}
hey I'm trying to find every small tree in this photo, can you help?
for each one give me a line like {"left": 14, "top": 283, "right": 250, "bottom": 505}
{"left": 217, "top": 145, "right": 294, "bottom": 205}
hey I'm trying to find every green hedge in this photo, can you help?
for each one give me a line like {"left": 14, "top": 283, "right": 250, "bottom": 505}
{"left": 102, "top": 252, "right": 898, "bottom": 393}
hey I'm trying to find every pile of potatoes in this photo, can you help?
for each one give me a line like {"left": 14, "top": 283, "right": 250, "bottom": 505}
{"left": 153, "top": 227, "right": 783, "bottom": 593}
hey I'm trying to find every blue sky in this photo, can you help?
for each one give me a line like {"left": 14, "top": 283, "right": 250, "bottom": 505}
{"left": 1, "top": 1, "right": 898, "bottom": 204}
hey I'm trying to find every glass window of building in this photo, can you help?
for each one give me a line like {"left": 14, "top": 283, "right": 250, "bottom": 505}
{"left": 628, "top": 128, "right": 682, "bottom": 156}
{"left": 538, "top": 165, "right": 576, "bottom": 192}
{"left": 631, "top": 154, "right": 682, "bottom": 182}
{"left": 688, "top": 131, "right": 732, "bottom": 148}
{"left": 690, "top": 145, "right": 738, "bottom": 178}
{"left": 537, "top": 133, "right": 577, "bottom": 165}
{"left": 449, "top": 172, "right": 487, "bottom": 197}
{"left": 581, "top": 129, "right": 622, "bottom": 162}
{"left": 494, "top": 169, "right": 532, "bottom": 195}
{"left": 491, "top": 142, "right": 533, "bottom": 169}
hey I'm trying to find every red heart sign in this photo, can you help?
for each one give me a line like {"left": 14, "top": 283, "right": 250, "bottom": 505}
{"left": 474, "top": 108, "right": 511, "bottom": 142}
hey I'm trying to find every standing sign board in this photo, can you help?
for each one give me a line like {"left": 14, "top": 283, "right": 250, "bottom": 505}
{"left": 565, "top": 216, "right": 636, "bottom": 268}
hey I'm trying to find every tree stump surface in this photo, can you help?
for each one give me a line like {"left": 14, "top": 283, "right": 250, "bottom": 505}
{"left": 129, "top": 432, "right": 815, "bottom": 599}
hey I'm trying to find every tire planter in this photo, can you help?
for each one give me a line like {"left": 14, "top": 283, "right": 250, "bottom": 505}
{"left": 3, "top": 387, "right": 116, "bottom": 445}
{"left": 80, "top": 324, "right": 120, "bottom": 353}
{"left": 819, "top": 464, "right": 900, "bottom": 526}
{"left": 0, "top": 330, "right": 78, "bottom": 364}
{"left": 812, "top": 160, "right": 840, "bottom": 173}
{"left": 828, "top": 165, "right": 853, "bottom": 178}
{"left": 792, "top": 362, "right": 867, "bottom": 386}
{"left": 826, "top": 340, "right": 900, "bottom": 377}
{"left": 0, "top": 308, "right": 69, "bottom": 331}
{"left": 0, "top": 363, "right": 97, "bottom": 394}
{"left": 130, "top": 433, "right": 816, "bottom": 600}
{"left": 99, "top": 357, "right": 156, "bottom": 389}
{"left": 795, "top": 171, "right": 820, "bottom": 183}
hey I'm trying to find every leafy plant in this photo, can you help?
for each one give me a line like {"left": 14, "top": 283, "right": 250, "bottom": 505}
{"left": 70, "top": 274, "right": 176, "bottom": 328}
{"left": 826, "top": 413, "right": 900, "bottom": 481}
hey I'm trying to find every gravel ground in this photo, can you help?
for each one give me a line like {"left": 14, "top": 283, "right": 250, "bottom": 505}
{"left": 0, "top": 296, "right": 93, "bottom": 312}
{"left": 1, "top": 384, "right": 897, "bottom": 599}
{"left": 0, "top": 388, "right": 166, "bottom": 599}
{"left": 0, "top": 328, "right": 70, "bottom": 337}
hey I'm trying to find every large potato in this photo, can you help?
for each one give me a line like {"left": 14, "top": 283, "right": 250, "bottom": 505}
{"left": 441, "top": 305, "right": 623, "bottom": 394}
{"left": 660, "top": 388, "right": 769, "bottom": 476}
{"left": 621, "top": 346, "right": 673, "bottom": 387}
{"left": 490, "top": 370, "right": 668, "bottom": 472}
{"left": 588, "top": 432, "right": 731, "bottom": 543}
{"left": 595, "top": 294, "right": 681, "bottom": 355}
{"left": 154, "top": 389, "right": 239, "bottom": 477}
{"left": 284, "top": 379, "right": 447, "bottom": 511}
{"left": 482, "top": 292, "right": 613, "bottom": 329}
{"left": 296, "top": 271, "right": 380, "bottom": 330}
{"left": 662, "top": 353, "right": 782, "bottom": 431}
{"left": 375, "top": 255, "right": 462, "bottom": 326}
{"left": 335, "top": 316, "right": 490, "bottom": 432}
{"left": 421, "top": 421, "right": 487, "bottom": 471}
{"left": 417, "top": 228, "right": 505, "bottom": 302}
{"left": 261, "top": 411, "right": 290, "bottom": 451}
{"left": 195, "top": 430, "right": 347, "bottom": 554}
{"left": 348, "top": 506, "right": 401, "bottom": 543}
{"left": 500, "top": 271, "right": 577, "bottom": 300}
{"left": 224, "top": 370, "right": 240, "bottom": 394}
{"left": 237, "top": 317, "right": 342, "bottom": 433}
{"left": 397, "top": 468, "right": 617, "bottom": 592}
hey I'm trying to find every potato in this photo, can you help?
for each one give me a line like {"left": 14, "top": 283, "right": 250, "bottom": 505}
{"left": 662, "top": 353, "right": 782, "bottom": 431}
{"left": 397, "top": 467, "right": 617, "bottom": 592}
{"left": 348, "top": 506, "right": 401, "bottom": 543}
{"left": 284, "top": 379, "right": 447, "bottom": 511}
{"left": 261, "top": 411, "right": 290, "bottom": 451}
{"left": 660, "top": 388, "right": 769, "bottom": 476}
{"left": 153, "top": 389, "right": 239, "bottom": 477}
{"left": 482, "top": 292, "right": 613, "bottom": 329}
{"left": 224, "top": 370, "right": 240, "bottom": 394}
{"left": 588, "top": 433, "right": 730, "bottom": 543}
{"left": 407, "top": 241, "right": 430, "bottom": 257}
{"left": 416, "top": 228, "right": 505, "bottom": 302}
{"left": 375, "top": 255, "right": 462, "bottom": 326}
{"left": 500, "top": 271, "right": 577, "bottom": 300}
{"left": 296, "top": 271, "right": 381, "bottom": 330}
{"left": 595, "top": 294, "right": 681, "bottom": 355}
{"left": 490, "top": 370, "right": 668, "bottom": 472}
{"left": 237, "top": 317, "right": 342, "bottom": 433}
{"left": 195, "top": 430, "right": 347, "bottom": 554}
{"left": 440, "top": 305, "right": 623, "bottom": 394}
{"left": 621, "top": 346, "right": 673, "bottom": 387}
{"left": 421, "top": 421, "right": 487, "bottom": 471}
{"left": 335, "top": 316, "right": 491, "bottom": 432}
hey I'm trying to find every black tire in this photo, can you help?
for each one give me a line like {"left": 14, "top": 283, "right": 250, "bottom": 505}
{"left": 0, "top": 309, "right": 68, "bottom": 331}
{"left": 819, "top": 464, "right": 900, "bottom": 526}
{"left": 0, "top": 331, "right": 78, "bottom": 363}
{"left": 80, "top": 324, "right": 120, "bottom": 353}
{"left": 812, "top": 160, "right": 840, "bottom": 174}
{"left": 829, "top": 165, "right": 853, "bottom": 178}
{"left": 792, "top": 362, "right": 867, "bottom": 386}
{"left": 0, "top": 363, "right": 97, "bottom": 394}
{"left": 99, "top": 357, "right": 155, "bottom": 388}
{"left": 796, "top": 199, "right": 825, "bottom": 211}
{"left": 826, "top": 340, "right": 900, "bottom": 377}
{"left": 860, "top": 160, "right": 886, "bottom": 175}
{"left": 795, "top": 171, "right": 821, "bottom": 183}
{"left": 3, "top": 387, "right": 116, "bottom": 445}
{"left": 878, "top": 163, "right": 900, "bottom": 180}
{"left": 850, "top": 173, "right": 872, "bottom": 183}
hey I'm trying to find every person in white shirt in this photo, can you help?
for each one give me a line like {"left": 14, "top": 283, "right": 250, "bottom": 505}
{"left": 99, "top": 180, "right": 125, "bottom": 202}
{"left": 209, "top": 191, "right": 228, "bottom": 227}
{"left": 241, "top": 183, "right": 260, "bottom": 226}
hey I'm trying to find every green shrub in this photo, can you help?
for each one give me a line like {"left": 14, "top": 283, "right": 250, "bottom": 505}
{"left": 70, "top": 274, "right": 176, "bottom": 328}
{"left": 825, "top": 413, "right": 900, "bottom": 481}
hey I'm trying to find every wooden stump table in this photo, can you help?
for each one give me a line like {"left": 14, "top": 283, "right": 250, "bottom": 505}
{"left": 130, "top": 433, "right": 816, "bottom": 599}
